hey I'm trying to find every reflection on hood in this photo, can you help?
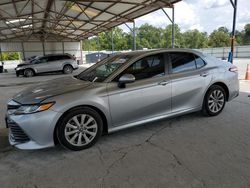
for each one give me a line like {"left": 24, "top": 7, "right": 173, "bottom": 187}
{"left": 13, "top": 76, "right": 92, "bottom": 104}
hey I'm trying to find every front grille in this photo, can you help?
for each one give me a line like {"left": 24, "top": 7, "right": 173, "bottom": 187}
{"left": 7, "top": 120, "right": 30, "bottom": 143}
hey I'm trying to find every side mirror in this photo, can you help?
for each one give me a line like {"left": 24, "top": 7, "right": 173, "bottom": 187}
{"left": 118, "top": 74, "right": 135, "bottom": 88}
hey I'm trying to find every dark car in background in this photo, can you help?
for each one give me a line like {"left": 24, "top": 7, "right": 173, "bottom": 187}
{"left": 0, "top": 61, "right": 4, "bottom": 73}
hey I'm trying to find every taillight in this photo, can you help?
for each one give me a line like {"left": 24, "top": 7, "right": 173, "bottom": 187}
{"left": 229, "top": 66, "right": 238, "bottom": 73}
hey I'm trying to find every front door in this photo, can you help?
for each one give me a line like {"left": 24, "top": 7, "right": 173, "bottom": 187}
{"left": 107, "top": 53, "right": 172, "bottom": 127}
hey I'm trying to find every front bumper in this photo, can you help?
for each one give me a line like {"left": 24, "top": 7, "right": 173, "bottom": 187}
{"left": 6, "top": 109, "right": 62, "bottom": 150}
{"left": 15, "top": 69, "right": 24, "bottom": 76}
{"left": 228, "top": 74, "right": 240, "bottom": 101}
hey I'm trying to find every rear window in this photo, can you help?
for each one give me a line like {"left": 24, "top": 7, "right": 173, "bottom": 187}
{"left": 170, "top": 52, "right": 196, "bottom": 73}
{"left": 194, "top": 55, "right": 206, "bottom": 68}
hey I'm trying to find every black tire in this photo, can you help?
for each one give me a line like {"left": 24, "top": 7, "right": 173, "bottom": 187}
{"left": 24, "top": 69, "right": 34, "bottom": 77}
{"left": 16, "top": 72, "right": 19, "bottom": 77}
{"left": 202, "top": 85, "right": 226, "bottom": 116}
{"left": 57, "top": 107, "right": 103, "bottom": 151}
{"left": 63, "top": 65, "right": 73, "bottom": 74}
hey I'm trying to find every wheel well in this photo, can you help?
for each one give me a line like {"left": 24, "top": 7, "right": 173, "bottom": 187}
{"left": 63, "top": 64, "right": 73, "bottom": 69}
{"left": 24, "top": 68, "right": 35, "bottom": 74}
{"left": 53, "top": 105, "right": 108, "bottom": 145}
{"left": 210, "top": 82, "right": 229, "bottom": 101}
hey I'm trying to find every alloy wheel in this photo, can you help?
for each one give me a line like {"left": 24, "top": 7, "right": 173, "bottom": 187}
{"left": 208, "top": 90, "right": 225, "bottom": 113}
{"left": 64, "top": 66, "right": 73, "bottom": 74}
{"left": 64, "top": 114, "right": 98, "bottom": 146}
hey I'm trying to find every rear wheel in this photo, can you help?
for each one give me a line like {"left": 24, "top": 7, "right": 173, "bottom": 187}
{"left": 57, "top": 107, "right": 103, "bottom": 151}
{"left": 63, "top": 65, "right": 73, "bottom": 74}
{"left": 24, "top": 69, "right": 34, "bottom": 77}
{"left": 202, "top": 85, "right": 226, "bottom": 116}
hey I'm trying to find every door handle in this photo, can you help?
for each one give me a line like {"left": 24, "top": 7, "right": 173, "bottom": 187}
{"left": 158, "top": 81, "right": 169, "bottom": 86}
{"left": 200, "top": 72, "right": 209, "bottom": 77}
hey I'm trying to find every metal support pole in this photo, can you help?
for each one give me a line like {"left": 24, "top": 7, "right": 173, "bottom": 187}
{"left": 111, "top": 29, "right": 114, "bottom": 53}
{"left": 172, "top": 5, "right": 175, "bottom": 48}
{"left": 62, "top": 42, "right": 65, "bottom": 54}
{"left": 0, "top": 44, "right": 3, "bottom": 62}
{"left": 230, "top": 0, "right": 238, "bottom": 64}
{"left": 80, "top": 40, "right": 83, "bottom": 65}
{"left": 97, "top": 35, "right": 100, "bottom": 61}
{"left": 133, "top": 21, "right": 136, "bottom": 51}
{"left": 42, "top": 41, "right": 45, "bottom": 56}
{"left": 87, "top": 39, "right": 90, "bottom": 54}
{"left": 124, "top": 22, "right": 136, "bottom": 50}
{"left": 162, "top": 6, "right": 175, "bottom": 49}
{"left": 21, "top": 42, "right": 25, "bottom": 60}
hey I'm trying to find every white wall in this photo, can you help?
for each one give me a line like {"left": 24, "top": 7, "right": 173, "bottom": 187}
{"left": 0, "top": 41, "right": 82, "bottom": 62}
{"left": 198, "top": 45, "right": 250, "bottom": 59}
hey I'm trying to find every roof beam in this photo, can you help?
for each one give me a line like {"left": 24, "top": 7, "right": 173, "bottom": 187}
{"left": 41, "top": 0, "right": 55, "bottom": 36}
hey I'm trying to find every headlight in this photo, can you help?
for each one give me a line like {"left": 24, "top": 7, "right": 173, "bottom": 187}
{"left": 10, "top": 102, "right": 55, "bottom": 115}
{"left": 16, "top": 67, "right": 22, "bottom": 71}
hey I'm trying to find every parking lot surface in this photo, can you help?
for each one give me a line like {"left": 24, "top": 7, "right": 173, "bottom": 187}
{"left": 0, "top": 59, "right": 250, "bottom": 188}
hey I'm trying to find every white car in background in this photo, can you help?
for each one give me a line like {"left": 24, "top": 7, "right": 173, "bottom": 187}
{"left": 15, "top": 54, "right": 78, "bottom": 77}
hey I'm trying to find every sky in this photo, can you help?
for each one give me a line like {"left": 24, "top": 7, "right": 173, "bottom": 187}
{"left": 120, "top": 0, "right": 250, "bottom": 34}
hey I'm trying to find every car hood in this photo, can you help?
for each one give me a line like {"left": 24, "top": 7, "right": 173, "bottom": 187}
{"left": 13, "top": 76, "right": 93, "bottom": 104}
{"left": 17, "top": 62, "right": 31, "bottom": 67}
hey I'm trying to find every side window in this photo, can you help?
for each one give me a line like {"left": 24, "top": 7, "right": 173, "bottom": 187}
{"left": 194, "top": 55, "right": 206, "bottom": 68}
{"left": 37, "top": 57, "right": 48, "bottom": 64}
{"left": 47, "top": 56, "right": 55, "bottom": 62}
{"left": 122, "top": 54, "right": 165, "bottom": 81}
{"left": 170, "top": 52, "right": 196, "bottom": 73}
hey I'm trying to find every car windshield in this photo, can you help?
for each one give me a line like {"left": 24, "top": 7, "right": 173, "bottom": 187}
{"left": 30, "top": 56, "right": 40, "bottom": 64}
{"left": 77, "top": 55, "right": 132, "bottom": 82}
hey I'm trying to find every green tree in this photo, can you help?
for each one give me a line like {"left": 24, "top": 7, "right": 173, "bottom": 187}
{"left": 136, "top": 24, "right": 165, "bottom": 49}
{"left": 242, "top": 24, "right": 250, "bottom": 45}
{"left": 81, "top": 23, "right": 250, "bottom": 51}
{"left": 163, "top": 24, "right": 184, "bottom": 48}
{"left": 2, "top": 52, "right": 19, "bottom": 60}
{"left": 208, "top": 28, "right": 231, "bottom": 47}
{"left": 82, "top": 27, "right": 130, "bottom": 51}
{"left": 235, "top": 30, "right": 244, "bottom": 45}
{"left": 182, "top": 29, "right": 209, "bottom": 49}
{"left": 218, "top": 27, "right": 229, "bottom": 33}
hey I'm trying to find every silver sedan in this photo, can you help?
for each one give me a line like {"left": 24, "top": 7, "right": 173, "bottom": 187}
{"left": 6, "top": 49, "right": 239, "bottom": 151}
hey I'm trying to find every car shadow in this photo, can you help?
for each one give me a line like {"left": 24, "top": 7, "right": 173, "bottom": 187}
{"left": 0, "top": 111, "right": 202, "bottom": 155}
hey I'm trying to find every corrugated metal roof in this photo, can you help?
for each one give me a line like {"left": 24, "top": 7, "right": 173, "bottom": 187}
{"left": 0, "top": 0, "right": 181, "bottom": 42}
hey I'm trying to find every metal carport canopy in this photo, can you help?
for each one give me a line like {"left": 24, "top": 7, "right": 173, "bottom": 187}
{"left": 0, "top": 0, "right": 181, "bottom": 42}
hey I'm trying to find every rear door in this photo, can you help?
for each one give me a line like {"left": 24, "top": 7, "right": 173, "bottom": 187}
{"left": 107, "top": 53, "right": 172, "bottom": 127}
{"left": 47, "top": 55, "right": 61, "bottom": 71}
{"left": 33, "top": 57, "right": 49, "bottom": 73}
{"left": 168, "top": 52, "right": 211, "bottom": 112}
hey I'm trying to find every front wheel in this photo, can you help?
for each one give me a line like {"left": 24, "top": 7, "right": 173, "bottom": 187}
{"left": 57, "top": 107, "right": 103, "bottom": 151}
{"left": 202, "top": 85, "right": 226, "bottom": 116}
{"left": 63, "top": 65, "right": 73, "bottom": 74}
{"left": 24, "top": 69, "right": 34, "bottom": 77}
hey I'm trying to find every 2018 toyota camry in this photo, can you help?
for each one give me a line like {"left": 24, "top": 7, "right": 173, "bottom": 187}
{"left": 5, "top": 49, "right": 239, "bottom": 151}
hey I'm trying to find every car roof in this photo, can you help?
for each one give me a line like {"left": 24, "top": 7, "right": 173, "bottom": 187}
{"left": 43, "top": 54, "right": 72, "bottom": 58}
{"left": 115, "top": 48, "right": 205, "bottom": 58}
